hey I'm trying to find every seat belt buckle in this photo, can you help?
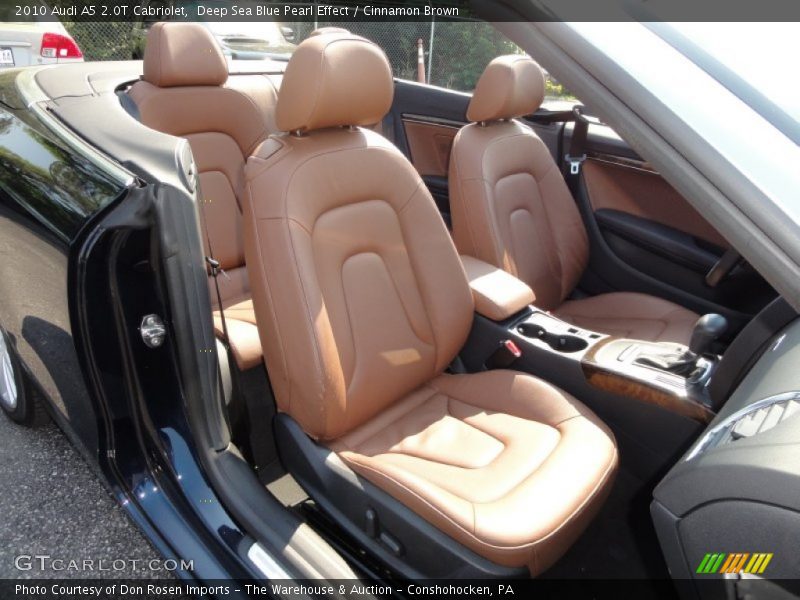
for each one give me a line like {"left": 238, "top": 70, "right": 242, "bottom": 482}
{"left": 565, "top": 153, "right": 586, "bottom": 175}
{"left": 205, "top": 256, "right": 230, "bottom": 280}
{"left": 205, "top": 256, "right": 220, "bottom": 275}
{"left": 486, "top": 339, "right": 522, "bottom": 370}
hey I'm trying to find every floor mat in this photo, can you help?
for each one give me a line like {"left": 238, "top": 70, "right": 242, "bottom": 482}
{"left": 543, "top": 464, "right": 674, "bottom": 592}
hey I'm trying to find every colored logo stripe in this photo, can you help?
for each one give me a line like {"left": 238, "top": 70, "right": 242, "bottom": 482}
{"left": 697, "top": 553, "right": 725, "bottom": 574}
{"left": 696, "top": 553, "right": 773, "bottom": 574}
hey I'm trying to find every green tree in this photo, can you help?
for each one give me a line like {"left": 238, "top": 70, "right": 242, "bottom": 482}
{"left": 427, "top": 21, "right": 518, "bottom": 90}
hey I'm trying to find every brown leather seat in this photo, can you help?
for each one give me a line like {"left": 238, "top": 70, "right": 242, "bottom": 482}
{"left": 449, "top": 55, "right": 698, "bottom": 345}
{"left": 129, "top": 22, "right": 280, "bottom": 370}
{"left": 243, "top": 32, "right": 618, "bottom": 575}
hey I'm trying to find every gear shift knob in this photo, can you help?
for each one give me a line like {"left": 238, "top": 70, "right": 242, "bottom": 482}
{"left": 689, "top": 313, "right": 728, "bottom": 356}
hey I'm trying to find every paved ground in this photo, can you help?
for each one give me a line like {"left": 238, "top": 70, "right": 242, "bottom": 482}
{"left": 0, "top": 414, "right": 170, "bottom": 579}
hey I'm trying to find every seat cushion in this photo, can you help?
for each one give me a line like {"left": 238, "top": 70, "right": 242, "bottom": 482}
{"left": 554, "top": 292, "right": 698, "bottom": 345}
{"left": 212, "top": 298, "right": 262, "bottom": 371}
{"left": 330, "top": 370, "right": 618, "bottom": 575}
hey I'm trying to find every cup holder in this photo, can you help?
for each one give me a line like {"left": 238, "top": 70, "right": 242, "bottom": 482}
{"left": 516, "top": 323, "right": 589, "bottom": 353}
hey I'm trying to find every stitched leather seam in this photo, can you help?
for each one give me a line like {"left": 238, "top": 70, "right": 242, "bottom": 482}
{"left": 392, "top": 191, "right": 446, "bottom": 373}
{"left": 336, "top": 253, "right": 359, "bottom": 392}
{"left": 375, "top": 395, "right": 507, "bottom": 470}
{"left": 250, "top": 139, "right": 427, "bottom": 438}
{"left": 529, "top": 446, "right": 619, "bottom": 570}
{"left": 450, "top": 128, "right": 481, "bottom": 259}
{"left": 198, "top": 166, "right": 244, "bottom": 216}
{"left": 479, "top": 131, "right": 528, "bottom": 270}
{"left": 283, "top": 217, "right": 331, "bottom": 437}
{"left": 306, "top": 196, "right": 436, "bottom": 348}
{"left": 246, "top": 180, "right": 291, "bottom": 422}
{"left": 140, "top": 88, "right": 264, "bottom": 156}
{"left": 224, "top": 86, "right": 271, "bottom": 156}
{"left": 343, "top": 442, "right": 618, "bottom": 555}
{"left": 533, "top": 164, "right": 570, "bottom": 299}
{"left": 354, "top": 392, "right": 567, "bottom": 501}
{"left": 340, "top": 387, "right": 440, "bottom": 452}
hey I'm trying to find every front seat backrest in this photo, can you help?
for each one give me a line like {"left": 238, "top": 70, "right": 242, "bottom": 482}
{"left": 449, "top": 55, "right": 589, "bottom": 310}
{"left": 244, "top": 32, "right": 474, "bottom": 440}
{"left": 129, "top": 22, "right": 278, "bottom": 310}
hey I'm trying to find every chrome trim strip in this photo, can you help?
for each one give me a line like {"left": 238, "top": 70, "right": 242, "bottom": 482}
{"left": 685, "top": 390, "right": 800, "bottom": 461}
{"left": 401, "top": 113, "right": 465, "bottom": 129}
{"left": 15, "top": 66, "right": 135, "bottom": 187}
{"left": 587, "top": 152, "right": 659, "bottom": 174}
{"left": 247, "top": 542, "right": 292, "bottom": 579}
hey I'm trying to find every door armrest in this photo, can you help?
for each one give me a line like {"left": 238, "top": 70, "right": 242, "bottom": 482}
{"left": 460, "top": 255, "right": 534, "bottom": 321}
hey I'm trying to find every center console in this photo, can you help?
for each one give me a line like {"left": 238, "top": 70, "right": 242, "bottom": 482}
{"left": 460, "top": 255, "right": 722, "bottom": 477}
{"left": 510, "top": 309, "right": 716, "bottom": 424}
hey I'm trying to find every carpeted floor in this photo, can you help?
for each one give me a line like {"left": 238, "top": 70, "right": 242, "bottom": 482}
{"left": 543, "top": 464, "right": 675, "bottom": 591}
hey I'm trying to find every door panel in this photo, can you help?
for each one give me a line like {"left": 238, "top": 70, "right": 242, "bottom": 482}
{"left": 403, "top": 118, "right": 459, "bottom": 178}
{"left": 401, "top": 116, "right": 460, "bottom": 224}
{"left": 389, "top": 81, "right": 471, "bottom": 225}
{"left": 572, "top": 124, "right": 776, "bottom": 327}
{"left": 583, "top": 157, "right": 728, "bottom": 249}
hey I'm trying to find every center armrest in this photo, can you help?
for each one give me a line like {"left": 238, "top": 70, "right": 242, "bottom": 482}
{"left": 460, "top": 255, "right": 535, "bottom": 321}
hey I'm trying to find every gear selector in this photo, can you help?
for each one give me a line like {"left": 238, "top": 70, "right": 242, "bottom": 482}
{"left": 635, "top": 314, "right": 728, "bottom": 378}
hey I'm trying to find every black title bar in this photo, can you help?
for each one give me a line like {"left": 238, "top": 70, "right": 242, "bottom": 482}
{"left": 4, "top": 0, "right": 800, "bottom": 22}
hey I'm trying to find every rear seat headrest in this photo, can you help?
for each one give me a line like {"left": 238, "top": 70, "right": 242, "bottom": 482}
{"left": 143, "top": 22, "right": 228, "bottom": 88}
{"left": 276, "top": 32, "right": 393, "bottom": 133}
{"left": 466, "top": 55, "right": 545, "bottom": 123}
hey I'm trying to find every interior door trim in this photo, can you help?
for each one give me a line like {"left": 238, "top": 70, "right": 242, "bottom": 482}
{"left": 587, "top": 152, "right": 659, "bottom": 175}
{"left": 401, "top": 113, "right": 465, "bottom": 130}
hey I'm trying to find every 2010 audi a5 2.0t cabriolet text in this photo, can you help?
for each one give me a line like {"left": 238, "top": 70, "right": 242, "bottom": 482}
{"left": 0, "top": 6, "right": 799, "bottom": 600}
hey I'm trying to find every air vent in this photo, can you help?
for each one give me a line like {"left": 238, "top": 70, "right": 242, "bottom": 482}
{"left": 686, "top": 392, "right": 800, "bottom": 460}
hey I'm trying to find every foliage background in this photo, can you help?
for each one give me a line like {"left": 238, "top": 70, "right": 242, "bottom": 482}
{"left": 58, "top": 11, "right": 574, "bottom": 97}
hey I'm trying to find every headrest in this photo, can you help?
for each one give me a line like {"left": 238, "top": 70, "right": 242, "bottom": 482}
{"left": 143, "top": 22, "right": 228, "bottom": 88}
{"left": 466, "top": 55, "right": 545, "bottom": 123}
{"left": 276, "top": 32, "right": 393, "bottom": 133}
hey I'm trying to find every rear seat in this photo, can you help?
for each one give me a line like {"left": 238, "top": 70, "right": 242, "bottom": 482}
{"left": 128, "top": 22, "right": 280, "bottom": 370}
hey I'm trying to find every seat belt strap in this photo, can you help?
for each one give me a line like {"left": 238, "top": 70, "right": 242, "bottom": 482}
{"left": 200, "top": 205, "right": 271, "bottom": 471}
{"left": 206, "top": 256, "right": 229, "bottom": 342}
{"left": 564, "top": 105, "right": 588, "bottom": 178}
{"left": 198, "top": 205, "right": 236, "bottom": 410}
{"left": 199, "top": 210, "right": 230, "bottom": 346}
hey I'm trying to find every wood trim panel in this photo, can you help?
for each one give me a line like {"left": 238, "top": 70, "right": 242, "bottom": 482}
{"left": 582, "top": 338, "right": 715, "bottom": 424}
